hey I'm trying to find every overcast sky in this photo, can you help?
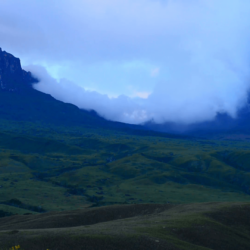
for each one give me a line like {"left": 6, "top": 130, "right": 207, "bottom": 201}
{"left": 1, "top": 0, "right": 250, "bottom": 124}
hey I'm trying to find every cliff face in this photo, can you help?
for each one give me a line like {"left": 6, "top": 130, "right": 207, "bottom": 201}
{"left": 0, "top": 48, "right": 38, "bottom": 92}
{"left": 0, "top": 48, "right": 112, "bottom": 127}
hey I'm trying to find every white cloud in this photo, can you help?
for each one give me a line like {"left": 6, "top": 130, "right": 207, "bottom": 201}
{"left": 26, "top": 65, "right": 148, "bottom": 124}
{"left": 2, "top": 0, "right": 250, "bottom": 124}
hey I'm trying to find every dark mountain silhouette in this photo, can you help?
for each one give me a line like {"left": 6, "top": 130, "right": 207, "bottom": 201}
{"left": 0, "top": 48, "right": 182, "bottom": 138}
{"left": 0, "top": 48, "right": 138, "bottom": 130}
{"left": 0, "top": 48, "right": 38, "bottom": 92}
{"left": 2, "top": 47, "right": 249, "bottom": 139}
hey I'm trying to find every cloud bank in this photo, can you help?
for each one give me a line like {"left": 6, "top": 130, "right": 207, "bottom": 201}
{"left": 2, "top": 0, "right": 250, "bottom": 124}
{"left": 27, "top": 65, "right": 148, "bottom": 124}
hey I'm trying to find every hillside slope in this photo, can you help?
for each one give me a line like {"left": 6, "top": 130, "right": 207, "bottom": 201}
{"left": 0, "top": 202, "right": 250, "bottom": 250}
{"left": 0, "top": 48, "right": 147, "bottom": 132}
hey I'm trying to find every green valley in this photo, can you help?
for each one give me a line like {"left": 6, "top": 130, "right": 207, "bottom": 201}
{"left": 1, "top": 123, "right": 250, "bottom": 217}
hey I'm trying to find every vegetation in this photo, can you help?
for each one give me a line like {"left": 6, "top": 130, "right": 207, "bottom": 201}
{"left": 1, "top": 202, "right": 250, "bottom": 249}
{"left": 1, "top": 118, "right": 250, "bottom": 217}
{"left": 1, "top": 111, "right": 250, "bottom": 249}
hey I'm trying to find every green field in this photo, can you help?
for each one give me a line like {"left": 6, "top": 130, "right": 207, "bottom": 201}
{"left": 1, "top": 120, "right": 250, "bottom": 217}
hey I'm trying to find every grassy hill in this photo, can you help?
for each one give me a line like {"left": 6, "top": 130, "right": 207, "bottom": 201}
{"left": 1, "top": 202, "right": 250, "bottom": 250}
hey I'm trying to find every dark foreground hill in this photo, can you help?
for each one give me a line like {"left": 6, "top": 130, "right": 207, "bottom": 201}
{"left": 0, "top": 202, "right": 250, "bottom": 250}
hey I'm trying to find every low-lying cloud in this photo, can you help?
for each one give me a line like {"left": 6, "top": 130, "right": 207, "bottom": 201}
{"left": 3, "top": 0, "right": 250, "bottom": 124}
{"left": 27, "top": 65, "right": 148, "bottom": 124}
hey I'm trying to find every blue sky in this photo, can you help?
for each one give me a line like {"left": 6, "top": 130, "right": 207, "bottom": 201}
{"left": 1, "top": 0, "right": 250, "bottom": 124}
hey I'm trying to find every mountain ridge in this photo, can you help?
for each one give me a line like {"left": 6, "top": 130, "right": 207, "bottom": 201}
{"left": 0, "top": 48, "right": 38, "bottom": 92}
{"left": 0, "top": 48, "right": 129, "bottom": 129}
{"left": 0, "top": 48, "right": 188, "bottom": 139}
{"left": 2, "top": 47, "right": 250, "bottom": 139}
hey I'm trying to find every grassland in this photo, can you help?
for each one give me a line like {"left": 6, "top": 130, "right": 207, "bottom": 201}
{"left": 0, "top": 202, "right": 250, "bottom": 249}
{"left": 1, "top": 120, "right": 250, "bottom": 218}
{"left": 1, "top": 118, "right": 250, "bottom": 249}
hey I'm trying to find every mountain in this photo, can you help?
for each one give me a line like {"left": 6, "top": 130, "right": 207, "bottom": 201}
{"left": 0, "top": 48, "right": 38, "bottom": 92}
{"left": 144, "top": 103, "right": 250, "bottom": 139}
{"left": 0, "top": 48, "right": 138, "bottom": 131}
{"left": 0, "top": 48, "right": 118, "bottom": 128}
{"left": 2, "top": 47, "right": 249, "bottom": 139}
{"left": 0, "top": 48, "right": 192, "bottom": 142}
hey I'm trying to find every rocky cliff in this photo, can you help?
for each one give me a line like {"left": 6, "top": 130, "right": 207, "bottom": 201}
{"left": 0, "top": 48, "right": 38, "bottom": 92}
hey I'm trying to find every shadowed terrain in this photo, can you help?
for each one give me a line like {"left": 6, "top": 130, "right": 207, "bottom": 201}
{"left": 0, "top": 202, "right": 250, "bottom": 249}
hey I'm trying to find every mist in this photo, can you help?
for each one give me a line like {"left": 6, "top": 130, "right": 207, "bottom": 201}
{"left": 2, "top": 0, "right": 250, "bottom": 124}
{"left": 26, "top": 65, "right": 147, "bottom": 124}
